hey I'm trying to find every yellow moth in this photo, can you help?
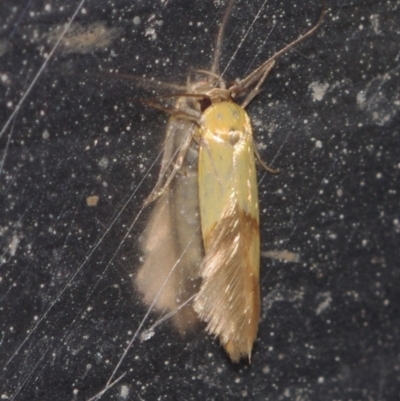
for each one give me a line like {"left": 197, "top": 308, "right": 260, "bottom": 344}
{"left": 136, "top": 1, "right": 326, "bottom": 362}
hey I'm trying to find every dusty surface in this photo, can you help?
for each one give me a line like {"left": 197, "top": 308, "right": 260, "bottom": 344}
{"left": 0, "top": 0, "right": 399, "bottom": 400}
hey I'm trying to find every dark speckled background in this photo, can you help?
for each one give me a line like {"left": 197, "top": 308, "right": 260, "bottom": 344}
{"left": 0, "top": 0, "right": 399, "bottom": 400}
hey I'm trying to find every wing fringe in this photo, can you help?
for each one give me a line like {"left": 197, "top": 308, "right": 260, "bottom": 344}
{"left": 194, "top": 195, "right": 260, "bottom": 361}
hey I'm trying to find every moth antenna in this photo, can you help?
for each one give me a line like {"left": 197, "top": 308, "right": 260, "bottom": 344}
{"left": 211, "top": 0, "right": 236, "bottom": 75}
{"left": 91, "top": 72, "right": 186, "bottom": 92}
{"left": 232, "top": 0, "right": 327, "bottom": 94}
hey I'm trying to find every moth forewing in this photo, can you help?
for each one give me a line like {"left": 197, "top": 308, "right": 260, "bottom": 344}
{"left": 194, "top": 101, "right": 260, "bottom": 362}
{"left": 135, "top": 97, "right": 203, "bottom": 334}
{"left": 135, "top": 78, "right": 222, "bottom": 335}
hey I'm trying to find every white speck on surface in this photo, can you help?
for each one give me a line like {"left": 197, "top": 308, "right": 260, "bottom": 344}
{"left": 120, "top": 385, "right": 129, "bottom": 399}
{"left": 316, "top": 292, "right": 332, "bottom": 315}
{"left": 98, "top": 157, "right": 109, "bottom": 169}
{"left": 145, "top": 27, "right": 157, "bottom": 40}
{"left": 42, "top": 129, "right": 50, "bottom": 139}
{"left": 309, "top": 81, "right": 329, "bottom": 101}
{"left": 315, "top": 140, "right": 323, "bottom": 148}
{"left": 370, "top": 14, "right": 380, "bottom": 34}
{"left": 9, "top": 235, "right": 20, "bottom": 256}
{"left": 140, "top": 329, "right": 155, "bottom": 342}
{"left": 357, "top": 70, "right": 400, "bottom": 126}
{"left": 356, "top": 90, "right": 366, "bottom": 107}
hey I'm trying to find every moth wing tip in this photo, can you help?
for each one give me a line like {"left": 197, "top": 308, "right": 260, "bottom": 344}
{"left": 224, "top": 340, "right": 253, "bottom": 364}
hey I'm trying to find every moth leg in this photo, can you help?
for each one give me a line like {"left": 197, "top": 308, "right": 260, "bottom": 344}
{"left": 240, "top": 61, "right": 275, "bottom": 108}
{"left": 144, "top": 124, "right": 197, "bottom": 206}
{"left": 143, "top": 100, "right": 199, "bottom": 122}
{"left": 192, "top": 69, "right": 221, "bottom": 81}
{"left": 253, "top": 140, "right": 279, "bottom": 175}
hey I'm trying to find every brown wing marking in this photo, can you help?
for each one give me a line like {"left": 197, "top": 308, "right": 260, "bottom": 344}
{"left": 194, "top": 195, "right": 260, "bottom": 362}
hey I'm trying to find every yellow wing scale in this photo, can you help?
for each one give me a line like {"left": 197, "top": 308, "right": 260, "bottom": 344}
{"left": 194, "top": 101, "right": 260, "bottom": 362}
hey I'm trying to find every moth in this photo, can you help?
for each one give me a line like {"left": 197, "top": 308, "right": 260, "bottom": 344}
{"left": 135, "top": 0, "right": 326, "bottom": 362}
